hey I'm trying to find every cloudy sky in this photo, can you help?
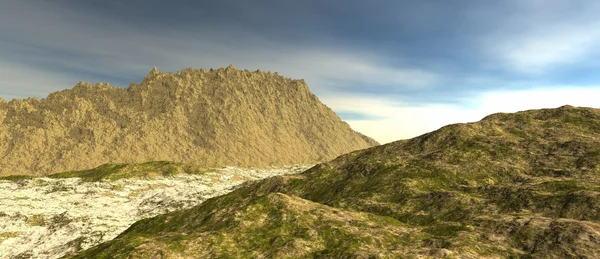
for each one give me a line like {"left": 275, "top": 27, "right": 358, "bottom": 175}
{"left": 2, "top": 0, "right": 600, "bottom": 143}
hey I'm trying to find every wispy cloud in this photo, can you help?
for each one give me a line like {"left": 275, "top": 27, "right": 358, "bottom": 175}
{"left": 479, "top": 0, "right": 600, "bottom": 74}
{"left": 322, "top": 86, "right": 600, "bottom": 144}
{"left": 0, "top": 62, "right": 76, "bottom": 100}
{"left": 473, "top": 86, "right": 600, "bottom": 113}
{"left": 3, "top": 0, "right": 600, "bottom": 144}
{"left": 245, "top": 50, "right": 440, "bottom": 95}
{"left": 0, "top": 1, "right": 441, "bottom": 100}
{"left": 322, "top": 94, "right": 478, "bottom": 143}
{"left": 336, "top": 111, "right": 386, "bottom": 121}
{"left": 487, "top": 25, "right": 600, "bottom": 74}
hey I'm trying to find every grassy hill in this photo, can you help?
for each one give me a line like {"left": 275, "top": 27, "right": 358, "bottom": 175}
{"left": 70, "top": 105, "right": 600, "bottom": 258}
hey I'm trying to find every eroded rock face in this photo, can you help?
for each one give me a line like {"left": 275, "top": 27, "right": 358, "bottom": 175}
{"left": 0, "top": 66, "right": 377, "bottom": 176}
{"left": 0, "top": 165, "right": 312, "bottom": 259}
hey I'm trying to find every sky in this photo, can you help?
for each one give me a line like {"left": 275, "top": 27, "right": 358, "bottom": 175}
{"left": 2, "top": 0, "right": 600, "bottom": 144}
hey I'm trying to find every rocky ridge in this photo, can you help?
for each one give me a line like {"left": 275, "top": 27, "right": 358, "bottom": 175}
{"left": 72, "top": 105, "right": 600, "bottom": 258}
{"left": 0, "top": 66, "right": 377, "bottom": 176}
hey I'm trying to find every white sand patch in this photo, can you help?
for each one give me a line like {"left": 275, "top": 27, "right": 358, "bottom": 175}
{"left": 0, "top": 165, "right": 312, "bottom": 259}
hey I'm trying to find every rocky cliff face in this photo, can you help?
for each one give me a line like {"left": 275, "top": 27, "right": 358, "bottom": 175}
{"left": 0, "top": 66, "right": 378, "bottom": 176}
{"left": 72, "top": 106, "right": 600, "bottom": 258}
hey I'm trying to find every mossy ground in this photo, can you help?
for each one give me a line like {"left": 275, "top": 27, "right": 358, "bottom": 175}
{"left": 0, "top": 161, "right": 210, "bottom": 182}
{"left": 72, "top": 106, "right": 600, "bottom": 258}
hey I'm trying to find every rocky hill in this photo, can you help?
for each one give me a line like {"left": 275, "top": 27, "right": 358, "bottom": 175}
{"left": 0, "top": 66, "right": 378, "bottom": 176}
{"left": 72, "top": 105, "right": 600, "bottom": 258}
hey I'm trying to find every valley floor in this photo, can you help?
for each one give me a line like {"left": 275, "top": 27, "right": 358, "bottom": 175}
{"left": 0, "top": 165, "right": 312, "bottom": 259}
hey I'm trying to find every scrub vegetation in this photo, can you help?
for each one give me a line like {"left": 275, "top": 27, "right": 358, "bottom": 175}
{"left": 71, "top": 105, "right": 600, "bottom": 258}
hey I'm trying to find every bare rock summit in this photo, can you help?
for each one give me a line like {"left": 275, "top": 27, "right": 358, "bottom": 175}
{"left": 0, "top": 66, "right": 378, "bottom": 176}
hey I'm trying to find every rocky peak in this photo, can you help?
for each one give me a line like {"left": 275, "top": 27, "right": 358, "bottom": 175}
{"left": 94, "top": 82, "right": 112, "bottom": 89}
{"left": 0, "top": 66, "right": 379, "bottom": 176}
{"left": 225, "top": 64, "right": 236, "bottom": 72}
{"left": 149, "top": 66, "right": 159, "bottom": 77}
{"left": 138, "top": 66, "right": 161, "bottom": 85}
{"left": 73, "top": 81, "right": 90, "bottom": 89}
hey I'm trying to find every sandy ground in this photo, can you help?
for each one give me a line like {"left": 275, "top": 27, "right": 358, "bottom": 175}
{"left": 0, "top": 165, "right": 312, "bottom": 259}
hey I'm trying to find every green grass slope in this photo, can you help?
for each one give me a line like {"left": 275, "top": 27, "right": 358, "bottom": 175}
{"left": 71, "top": 105, "right": 600, "bottom": 258}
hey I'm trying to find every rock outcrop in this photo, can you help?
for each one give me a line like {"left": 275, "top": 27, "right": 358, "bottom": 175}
{"left": 72, "top": 106, "right": 600, "bottom": 258}
{"left": 0, "top": 66, "right": 378, "bottom": 176}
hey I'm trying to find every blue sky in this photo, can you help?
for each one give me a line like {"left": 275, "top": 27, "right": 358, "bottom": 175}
{"left": 2, "top": 0, "right": 600, "bottom": 143}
